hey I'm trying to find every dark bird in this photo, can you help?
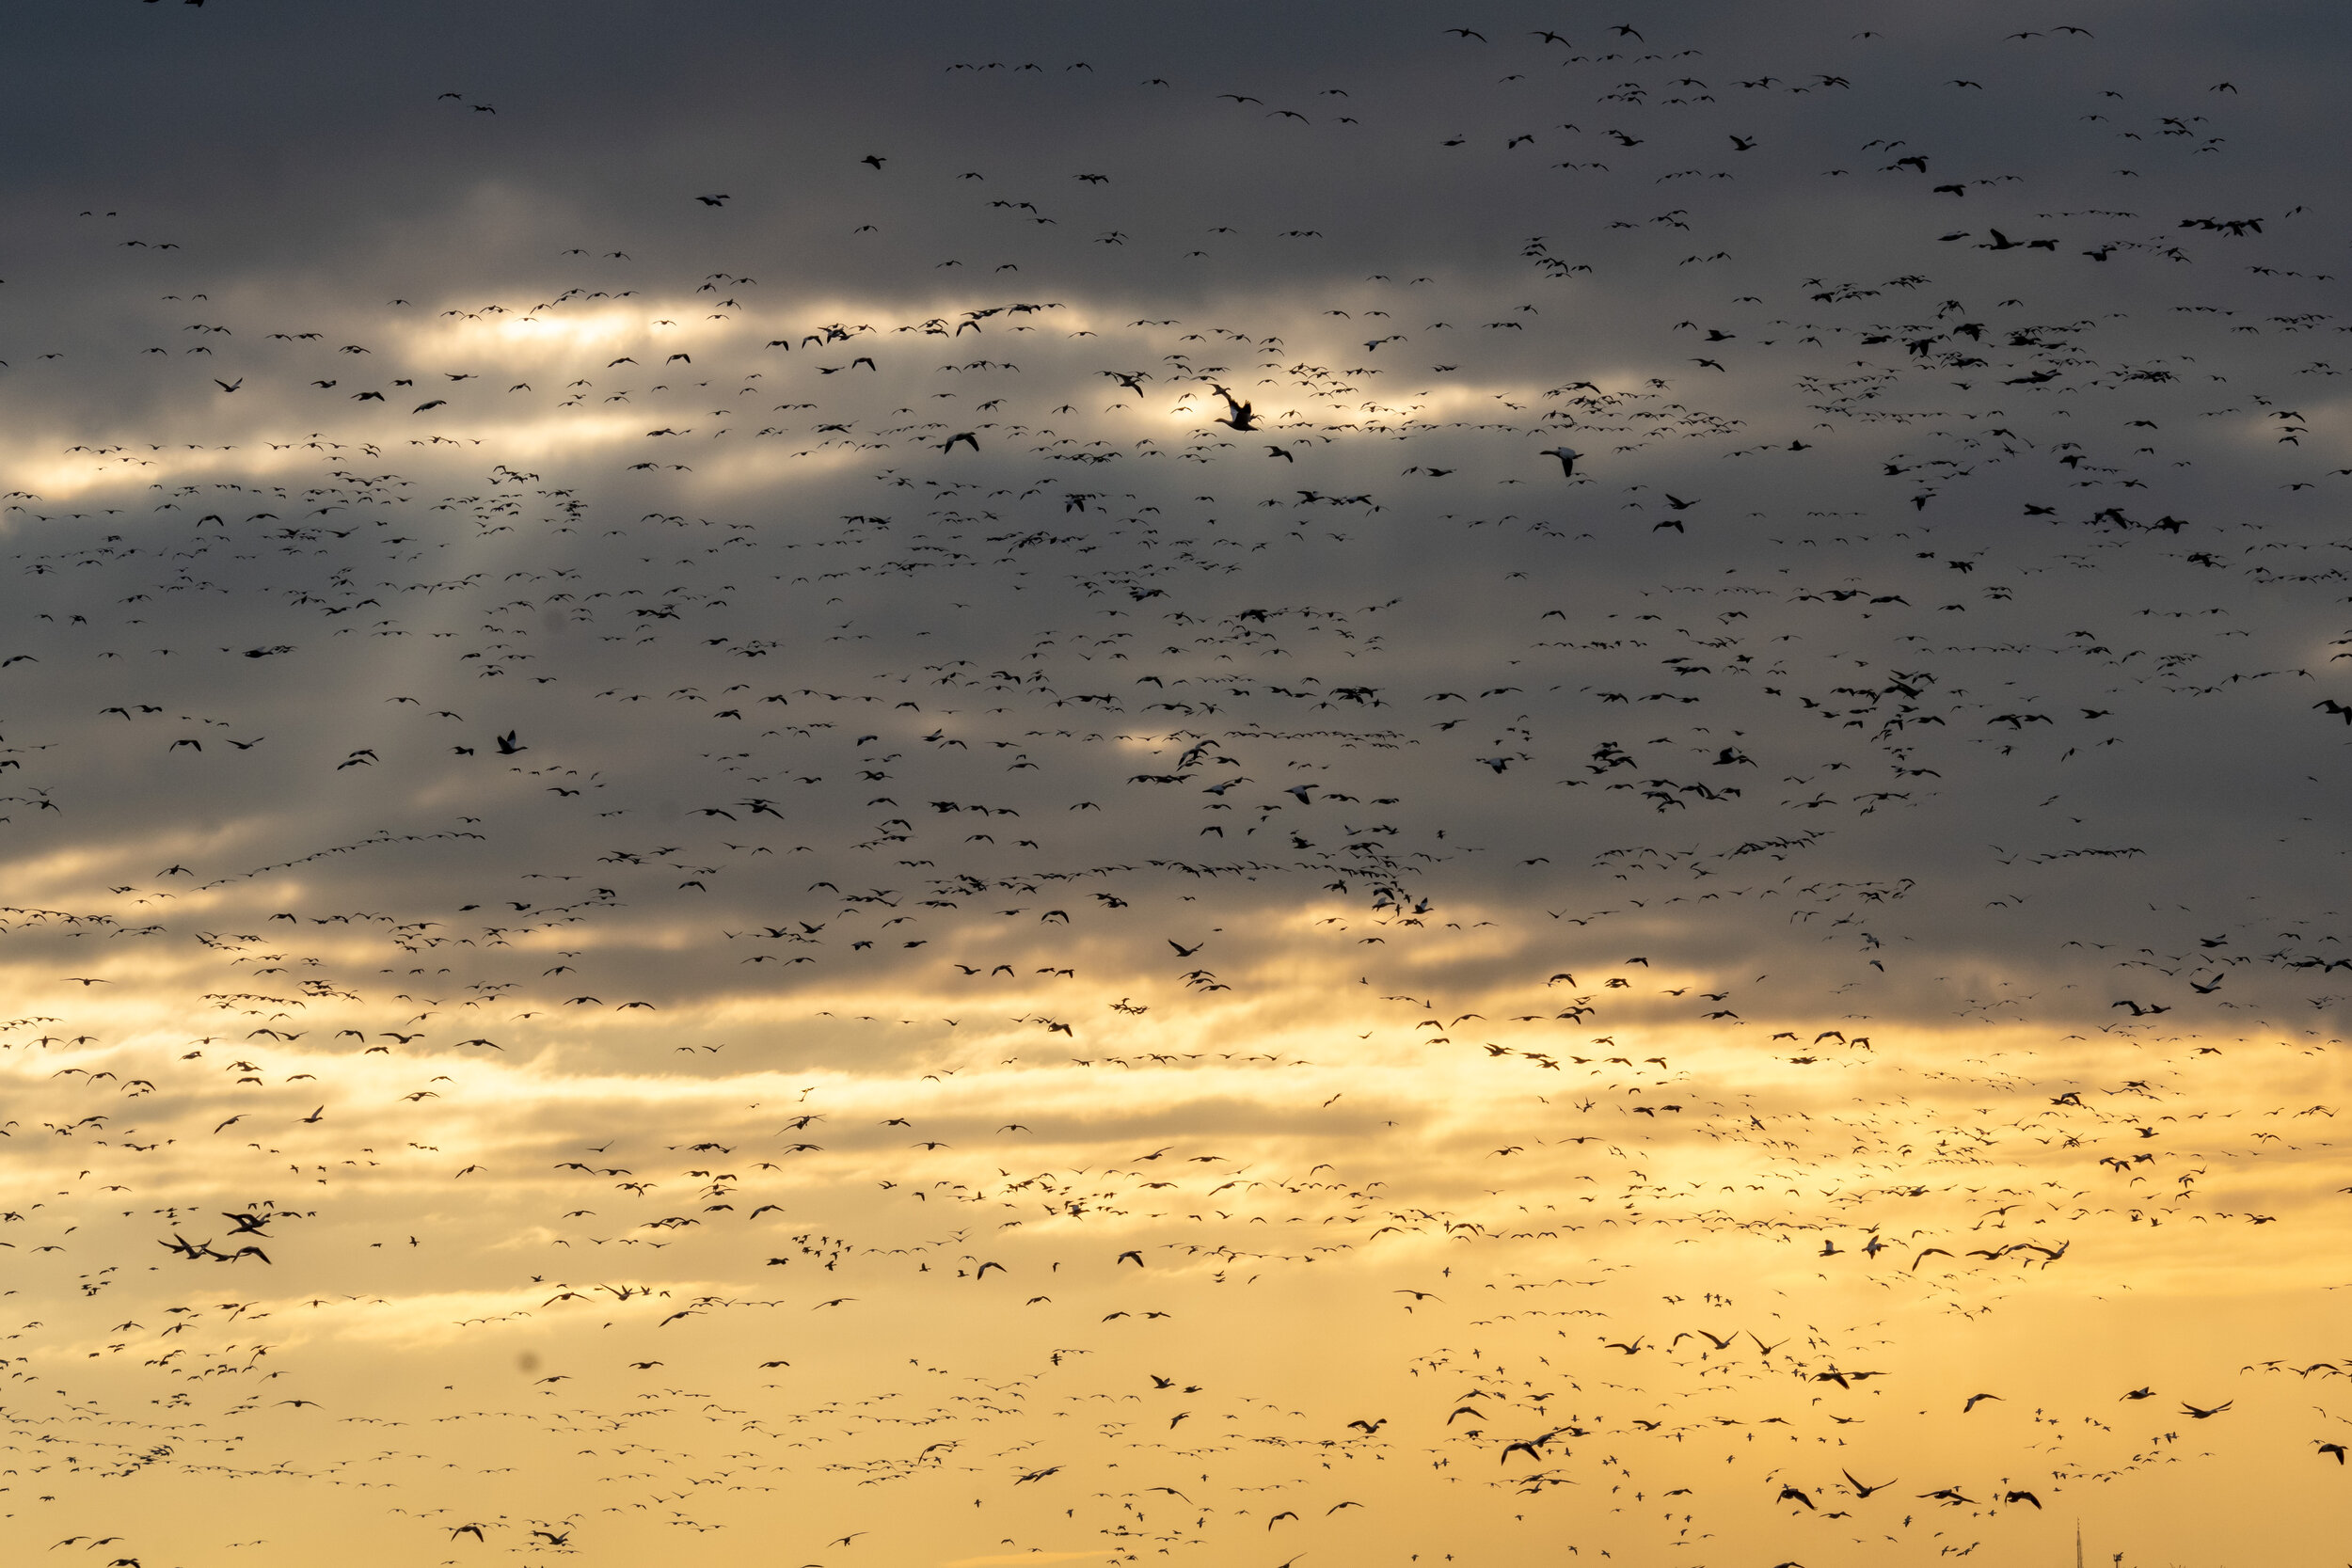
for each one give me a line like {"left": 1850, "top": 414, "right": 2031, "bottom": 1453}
{"left": 1843, "top": 1469, "right": 1897, "bottom": 1498}
{"left": 1209, "top": 386, "right": 1260, "bottom": 431}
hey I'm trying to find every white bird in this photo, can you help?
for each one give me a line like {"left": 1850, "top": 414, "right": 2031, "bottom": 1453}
{"left": 1538, "top": 446, "right": 1581, "bottom": 477}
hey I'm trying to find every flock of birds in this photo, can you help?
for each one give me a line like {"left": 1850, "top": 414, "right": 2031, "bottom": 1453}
{"left": 0, "top": 8, "right": 2346, "bottom": 1567}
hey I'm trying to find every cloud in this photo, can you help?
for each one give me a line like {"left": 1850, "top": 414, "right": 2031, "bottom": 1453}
{"left": 0, "top": 7, "right": 2344, "bottom": 1566}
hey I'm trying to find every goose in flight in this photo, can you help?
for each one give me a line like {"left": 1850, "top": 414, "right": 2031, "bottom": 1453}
{"left": 1209, "top": 386, "right": 1260, "bottom": 431}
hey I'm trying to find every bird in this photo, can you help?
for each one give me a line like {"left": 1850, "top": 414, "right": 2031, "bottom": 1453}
{"left": 1843, "top": 1470, "right": 1897, "bottom": 1498}
{"left": 1537, "top": 446, "right": 1581, "bottom": 477}
{"left": 1208, "top": 386, "right": 1259, "bottom": 431}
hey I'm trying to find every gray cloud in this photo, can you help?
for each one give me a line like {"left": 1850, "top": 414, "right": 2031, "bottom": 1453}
{"left": 0, "top": 6, "right": 2344, "bottom": 1564}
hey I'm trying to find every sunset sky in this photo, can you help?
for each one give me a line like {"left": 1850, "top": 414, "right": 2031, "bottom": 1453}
{"left": 1, "top": 4, "right": 2347, "bottom": 1565}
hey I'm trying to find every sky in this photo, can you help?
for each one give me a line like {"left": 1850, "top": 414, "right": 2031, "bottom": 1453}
{"left": 1, "top": 3, "right": 2349, "bottom": 1564}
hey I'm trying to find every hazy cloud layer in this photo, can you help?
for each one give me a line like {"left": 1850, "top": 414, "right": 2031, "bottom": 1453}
{"left": 0, "top": 5, "right": 2346, "bottom": 1566}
